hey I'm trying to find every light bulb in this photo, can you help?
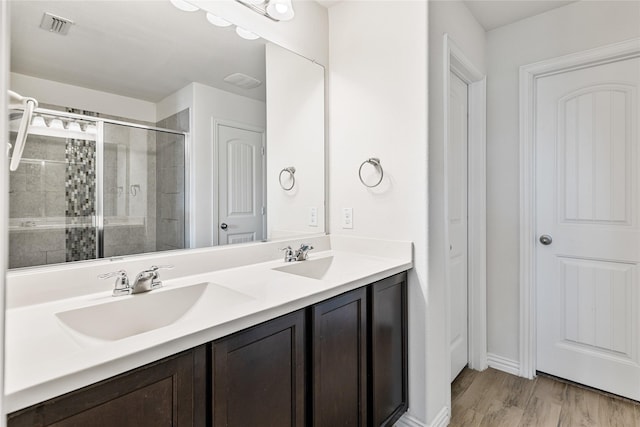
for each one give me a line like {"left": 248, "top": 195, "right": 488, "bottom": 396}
{"left": 68, "top": 121, "right": 82, "bottom": 132}
{"left": 85, "top": 124, "right": 97, "bottom": 134}
{"left": 206, "top": 12, "right": 232, "bottom": 27}
{"left": 31, "top": 116, "right": 46, "bottom": 127}
{"left": 49, "top": 118, "right": 64, "bottom": 129}
{"left": 266, "top": 0, "right": 294, "bottom": 21}
{"left": 235, "top": 27, "right": 260, "bottom": 40}
{"left": 169, "top": 0, "right": 199, "bottom": 12}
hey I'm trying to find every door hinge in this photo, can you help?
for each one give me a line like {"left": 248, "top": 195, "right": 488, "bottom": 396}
{"left": 261, "top": 146, "right": 265, "bottom": 156}
{"left": 261, "top": 206, "right": 266, "bottom": 215}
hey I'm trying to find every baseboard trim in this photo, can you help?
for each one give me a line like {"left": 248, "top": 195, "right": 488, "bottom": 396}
{"left": 427, "top": 406, "right": 449, "bottom": 427}
{"left": 487, "top": 353, "right": 520, "bottom": 376}
{"left": 394, "top": 412, "right": 426, "bottom": 427}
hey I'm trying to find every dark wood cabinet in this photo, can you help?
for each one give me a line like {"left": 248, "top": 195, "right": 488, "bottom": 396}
{"left": 370, "top": 273, "right": 408, "bottom": 427}
{"left": 312, "top": 286, "right": 368, "bottom": 427}
{"left": 212, "top": 310, "right": 306, "bottom": 427}
{"left": 9, "top": 272, "right": 408, "bottom": 427}
{"left": 7, "top": 346, "right": 207, "bottom": 427}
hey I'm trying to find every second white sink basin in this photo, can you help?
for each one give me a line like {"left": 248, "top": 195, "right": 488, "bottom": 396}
{"left": 273, "top": 256, "right": 335, "bottom": 280}
{"left": 55, "top": 282, "right": 252, "bottom": 341}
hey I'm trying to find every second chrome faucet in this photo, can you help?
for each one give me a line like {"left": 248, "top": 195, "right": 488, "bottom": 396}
{"left": 281, "top": 244, "right": 314, "bottom": 262}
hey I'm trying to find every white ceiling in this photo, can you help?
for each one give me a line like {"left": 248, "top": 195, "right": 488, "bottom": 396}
{"left": 463, "top": 0, "right": 578, "bottom": 31}
{"left": 11, "top": 1, "right": 267, "bottom": 102}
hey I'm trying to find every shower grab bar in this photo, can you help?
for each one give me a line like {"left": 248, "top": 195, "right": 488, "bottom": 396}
{"left": 8, "top": 90, "right": 38, "bottom": 171}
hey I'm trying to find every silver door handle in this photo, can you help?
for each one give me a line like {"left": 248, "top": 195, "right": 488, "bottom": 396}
{"left": 220, "top": 223, "right": 228, "bottom": 230}
{"left": 539, "top": 234, "right": 552, "bottom": 245}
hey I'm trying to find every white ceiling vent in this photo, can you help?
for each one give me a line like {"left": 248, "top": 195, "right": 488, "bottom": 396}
{"left": 40, "top": 12, "right": 74, "bottom": 35}
{"left": 223, "top": 73, "right": 262, "bottom": 90}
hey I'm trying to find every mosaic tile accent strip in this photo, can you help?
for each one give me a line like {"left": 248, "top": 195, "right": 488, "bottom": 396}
{"left": 65, "top": 138, "right": 96, "bottom": 262}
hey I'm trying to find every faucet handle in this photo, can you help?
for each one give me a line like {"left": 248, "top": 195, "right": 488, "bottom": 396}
{"left": 149, "top": 265, "right": 174, "bottom": 272}
{"left": 98, "top": 270, "right": 131, "bottom": 296}
{"left": 146, "top": 265, "right": 174, "bottom": 290}
{"left": 280, "top": 246, "right": 296, "bottom": 262}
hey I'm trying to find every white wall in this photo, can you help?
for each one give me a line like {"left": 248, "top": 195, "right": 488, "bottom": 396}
{"left": 9, "top": 73, "right": 156, "bottom": 123}
{"left": 189, "top": 83, "right": 266, "bottom": 248}
{"left": 266, "top": 43, "right": 325, "bottom": 239}
{"left": 328, "top": 1, "right": 430, "bottom": 424}
{"left": 428, "top": 0, "right": 486, "bottom": 421}
{"left": 486, "top": 0, "right": 640, "bottom": 363}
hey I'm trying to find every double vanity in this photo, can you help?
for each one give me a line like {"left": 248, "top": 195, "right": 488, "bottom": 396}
{"left": 4, "top": 235, "right": 412, "bottom": 426}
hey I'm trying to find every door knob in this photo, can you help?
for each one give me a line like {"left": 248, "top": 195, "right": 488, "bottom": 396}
{"left": 220, "top": 223, "right": 228, "bottom": 230}
{"left": 539, "top": 234, "right": 552, "bottom": 245}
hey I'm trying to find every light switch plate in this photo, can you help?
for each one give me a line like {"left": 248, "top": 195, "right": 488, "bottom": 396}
{"left": 342, "top": 207, "right": 353, "bottom": 229}
{"left": 309, "top": 207, "right": 318, "bottom": 227}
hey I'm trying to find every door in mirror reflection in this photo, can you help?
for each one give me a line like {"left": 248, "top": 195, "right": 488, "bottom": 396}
{"left": 217, "top": 124, "right": 265, "bottom": 245}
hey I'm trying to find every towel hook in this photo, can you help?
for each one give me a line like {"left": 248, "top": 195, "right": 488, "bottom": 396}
{"left": 279, "top": 166, "right": 296, "bottom": 191}
{"left": 358, "top": 158, "right": 383, "bottom": 188}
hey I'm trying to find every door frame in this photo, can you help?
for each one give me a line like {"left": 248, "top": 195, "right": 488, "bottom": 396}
{"left": 212, "top": 118, "right": 266, "bottom": 246}
{"left": 518, "top": 37, "right": 640, "bottom": 379}
{"left": 443, "top": 34, "right": 488, "bottom": 380}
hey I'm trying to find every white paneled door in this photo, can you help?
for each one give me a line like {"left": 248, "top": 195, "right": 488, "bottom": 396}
{"left": 536, "top": 56, "right": 640, "bottom": 400}
{"left": 217, "top": 124, "right": 265, "bottom": 245}
{"left": 449, "top": 71, "right": 469, "bottom": 381}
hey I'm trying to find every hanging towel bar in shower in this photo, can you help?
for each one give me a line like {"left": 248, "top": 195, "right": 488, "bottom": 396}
{"left": 8, "top": 90, "right": 39, "bottom": 171}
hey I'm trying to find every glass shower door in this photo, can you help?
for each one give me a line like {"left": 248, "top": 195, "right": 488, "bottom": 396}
{"left": 101, "top": 123, "right": 186, "bottom": 257}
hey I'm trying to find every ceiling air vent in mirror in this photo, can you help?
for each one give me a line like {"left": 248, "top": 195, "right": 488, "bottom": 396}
{"left": 40, "top": 12, "right": 74, "bottom": 35}
{"left": 223, "top": 73, "right": 262, "bottom": 90}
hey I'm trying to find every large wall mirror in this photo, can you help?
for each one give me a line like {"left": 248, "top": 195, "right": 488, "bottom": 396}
{"left": 7, "top": 0, "right": 325, "bottom": 269}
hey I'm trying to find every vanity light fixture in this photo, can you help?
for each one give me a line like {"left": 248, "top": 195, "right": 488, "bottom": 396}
{"left": 235, "top": 0, "right": 295, "bottom": 22}
{"left": 206, "top": 12, "right": 232, "bottom": 27}
{"left": 169, "top": 0, "right": 199, "bottom": 12}
{"left": 265, "top": 0, "right": 294, "bottom": 21}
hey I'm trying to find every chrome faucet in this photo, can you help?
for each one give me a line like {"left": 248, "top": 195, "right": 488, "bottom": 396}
{"left": 280, "top": 244, "right": 314, "bottom": 262}
{"left": 131, "top": 265, "right": 174, "bottom": 293}
{"left": 98, "top": 265, "right": 174, "bottom": 296}
{"left": 295, "top": 244, "right": 314, "bottom": 261}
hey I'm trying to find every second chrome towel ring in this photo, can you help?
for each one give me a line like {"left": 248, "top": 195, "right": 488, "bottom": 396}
{"left": 358, "top": 158, "right": 383, "bottom": 188}
{"left": 279, "top": 166, "right": 296, "bottom": 191}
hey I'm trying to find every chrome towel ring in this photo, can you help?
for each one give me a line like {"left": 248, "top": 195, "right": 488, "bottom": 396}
{"left": 279, "top": 166, "right": 296, "bottom": 191}
{"left": 358, "top": 158, "right": 383, "bottom": 188}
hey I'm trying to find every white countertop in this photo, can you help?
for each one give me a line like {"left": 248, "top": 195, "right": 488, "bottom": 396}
{"left": 5, "top": 236, "right": 412, "bottom": 413}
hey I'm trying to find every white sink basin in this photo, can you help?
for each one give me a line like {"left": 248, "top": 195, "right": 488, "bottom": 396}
{"left": 273, "top": 256, "right": 335, "bottom": 280}
{"left": 56, "top": 282, "right": 252, "bottom": 341}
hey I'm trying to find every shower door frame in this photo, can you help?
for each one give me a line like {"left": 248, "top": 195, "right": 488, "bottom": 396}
{"left": 29, "top": 107, "right": 190, "bottom": 261}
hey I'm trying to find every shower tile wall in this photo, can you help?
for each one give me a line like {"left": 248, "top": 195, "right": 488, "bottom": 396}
{"left": 65, "top": 138, "right": 96, "bottom": 262}
{"left": 9, "top": 134, "right": 68, "bottom": 268}
{"left": 155, "top": 109, "right": 188, "bottom": 251}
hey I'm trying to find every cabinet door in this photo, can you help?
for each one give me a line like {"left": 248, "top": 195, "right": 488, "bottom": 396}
{"left": 370, "top": 272, "right": 408, "bottom": 426}
{"left": 7, "top": 346, "right": 207, "bottom": 427}
{"left": 213, "top": 310, "right": 306, "bottom": 427}
{"left": 312, "top": 287, "right": 368, "bottom": 427}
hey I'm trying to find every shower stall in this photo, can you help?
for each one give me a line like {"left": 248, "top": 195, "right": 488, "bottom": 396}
{"left": 8, "top": 108, "right": 188, "bottom": 269}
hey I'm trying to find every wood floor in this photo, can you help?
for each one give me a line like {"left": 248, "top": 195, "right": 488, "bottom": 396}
{"left": 451, "top": 367, "right": 640, "bottom": 427}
